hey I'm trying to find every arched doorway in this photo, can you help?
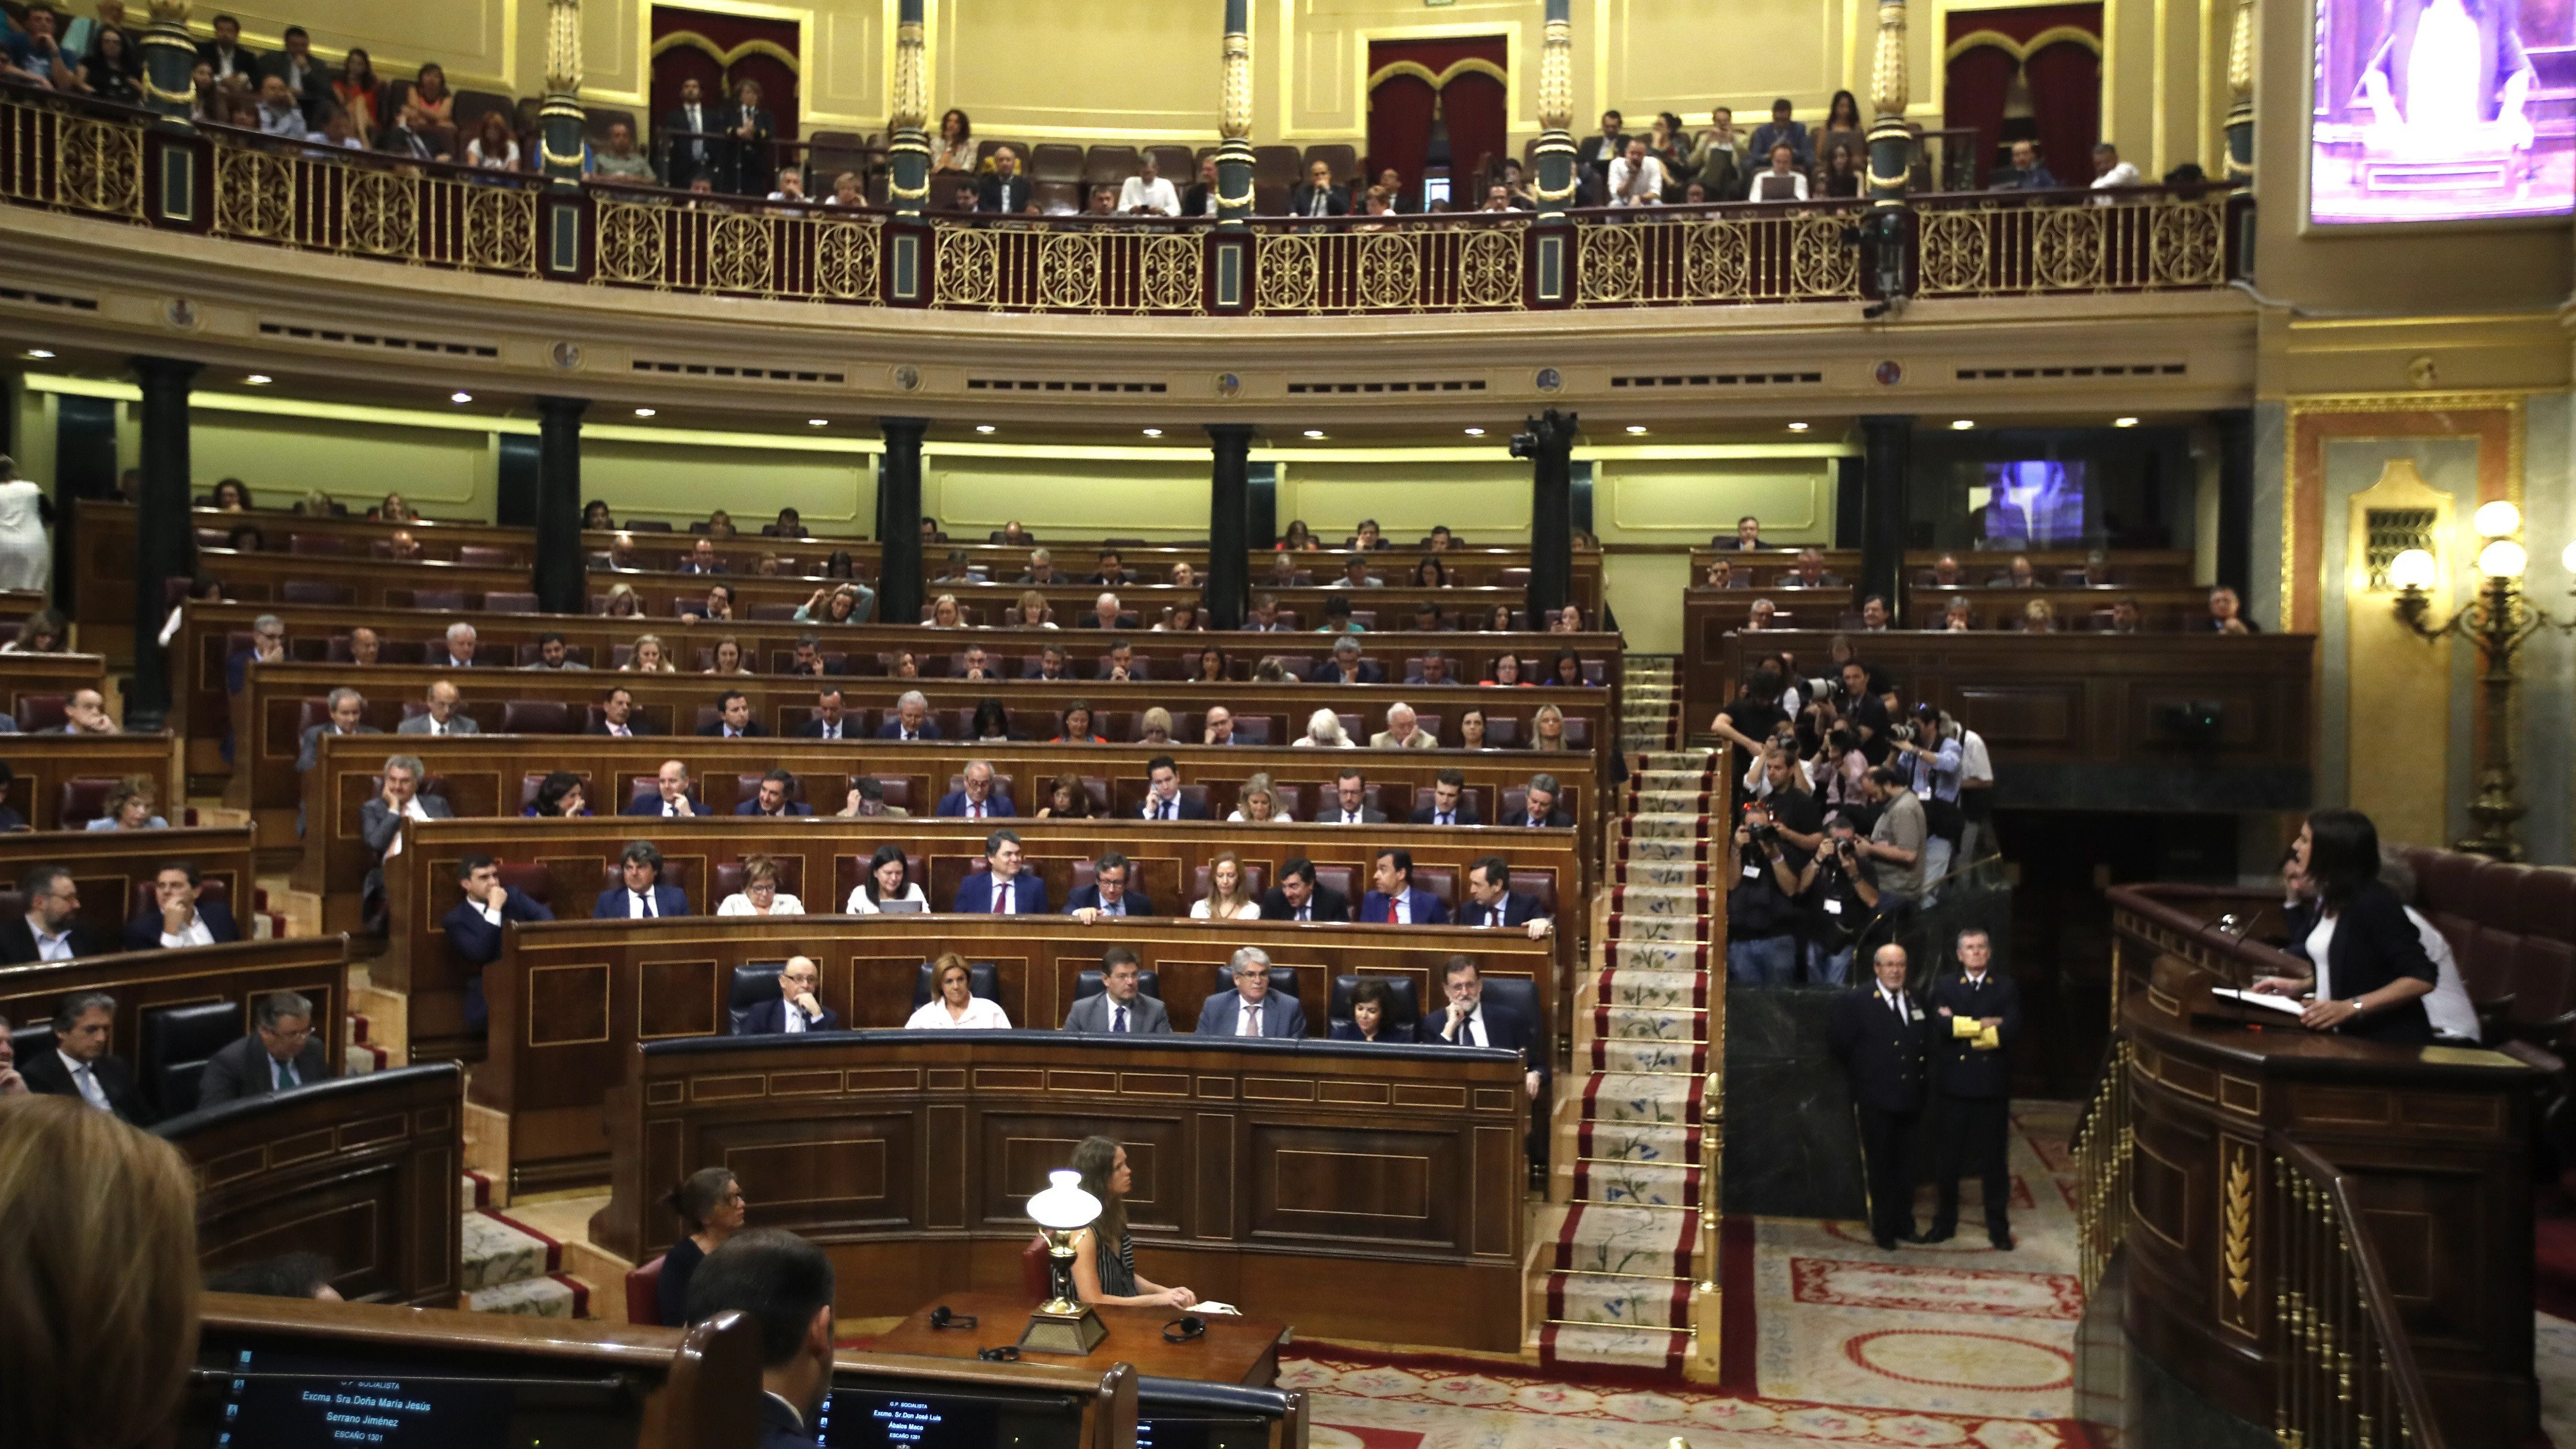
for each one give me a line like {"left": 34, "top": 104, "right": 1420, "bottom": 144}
{"left": 1942, "top": 4, "right": 2102, "bottom": 185}
{"left": 1365, "top": 37, "right": 1507, "bottom": 211}
{"left": 650, "top": 5, "right": 801, "bottom": 192}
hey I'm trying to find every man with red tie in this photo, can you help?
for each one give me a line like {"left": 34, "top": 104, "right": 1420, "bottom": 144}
{"left": 937, "top": 760, "right": 1016, "bottom": 819}
{"left": 1361, "top": 848, "right": 1451, "bottom": 925}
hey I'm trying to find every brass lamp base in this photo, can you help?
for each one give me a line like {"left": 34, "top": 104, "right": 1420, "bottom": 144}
{"left": 1017, "top": 1302, "right": 1108, "bottom": 1355}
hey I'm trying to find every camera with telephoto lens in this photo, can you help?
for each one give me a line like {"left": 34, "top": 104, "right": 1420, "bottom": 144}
{"left": 1885, "top": 721, "right": 1917, "bottom": 744}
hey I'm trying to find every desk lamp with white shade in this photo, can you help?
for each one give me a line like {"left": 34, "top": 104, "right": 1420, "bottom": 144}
{"left": 1020, "top": 1168, "right": 1110, "bottom": 1354}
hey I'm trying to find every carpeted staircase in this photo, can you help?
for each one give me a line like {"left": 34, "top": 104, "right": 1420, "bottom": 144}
{"left": 459, "top": 1171, "right": 591, "bottom": 1317}
{"left": 1535, "top": 656, "right": 1721, "bottom": 1377}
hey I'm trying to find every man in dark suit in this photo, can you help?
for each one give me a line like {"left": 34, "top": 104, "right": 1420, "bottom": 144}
{"left": 1063, "top": 947, "right": 1173, "bottom": 1033}
{"left": 740, "top": 956, "right": 840, "bottom": 1034}
{"left": 1309, "top": 638, "right": 1384, "bottom": 684}
{"left": 1194, "top": 946, "right": 1306, "bottom": 1037}
{"left": 1136, "top": 756, "right": 1207, "bottom": 822}
{"left": 1316, "top": 768, "right": 1387, "bottom": 826}
{"left": 257, "top": 25, "right": 331, "bottom": 125}
{"left": 1066, "top": 850, "right": 1151, "bottom": 922}
{"left": 1179, "top": 156, "right": 1220, "bottom": 218}
{"left": 425, "top": 622, "right": 483, "bottom": 670}
{"left": 977, "top": 146, "right": 1036, "bottom": 214}
{"left": 1463, "top": 857, "right": 1554, "bottom": 938}
{"left": 359, "top": 755, "right": 454, "bottom": 865}
{"left": 195, "top": 12, "right": 259, "bottom": 84}
{"left": 1418, "top": 954, "right": 1549, "bottom": 1171}
{"left": 395, "top": 679, "right": 480, "bottom": 737}
{"left": 796, "top": 687, "right": 856, "bottom": 740}
{"left": 1575, "top": 110, "right": 1628, "bottom": 188}
{"left": 625, "top": 760, "right": 702, "bottom": 817}
{"left": 935, "top": 760, "right": 1014, "bottom": 819}
{"left": 0, "top": 863, "right": 100, "bottom": 965}
{"left": 1828, "top": 943, "right": 1933, "bottom": 1249}
{"left": 1505, "top": 773, "right": 1575, "bottom": 829}
{"left": 659, "top": 77, "right": 717, "bottom": 190}
{"left": 734, "top": 768, "right": 811, "bottom": 817}
{"left": 952, "top": 829, "right": 1047, "bottom": 914}
{"left": 698, "top": 689, "right": 771, "bottom": 739}
{"left": 589, "top": 686, "right": 652, "bottom": 737}
{"left": 443, "top": 853, "right": 554, "bottom": 1030}
{"left": 1925, "top": 928, "right": 2022, "bottom": 1249}
{"left": 122, "top": 862, "right": 242, "bottom": 950}
{"left": 195, "top": 990, "right": 329, "bottom": 1109}
{"left": 594, "top": 840, "right": 689, "bottom": 919}
{"left": 1747, "top": 98, "right": 1812, "bottom": 175}
{"left": 876, "top": 692, "right": 941, "bottom": 741}
{"left": 1023, "top": 646, "right": 1072, "bottom": 681}
{"left": 20, "top": 990, "right": 152, "bottom": 1123}
{"left": 718, "top": 77, "right": 776, "bottom": 195}
{"left": 678, "top": 1230, "right": 838, "bottom": 1449}
{"left": 1259, "top": 857, "right": 1349, "bottom": 923}
{"left": 676, "top": 537, "right": 730, "bottom": 575}
{"left": 1287, "top": 158, "right": 1348, "bottom": 218}
{"left": 295, "top": 688, "right": 380, "bottom": 773}
{"left": 1361, "top": 848, "right": 1451, "bottom": 925}
{"left": 1409, "top": 769, "right": 1483, "bottom": 826}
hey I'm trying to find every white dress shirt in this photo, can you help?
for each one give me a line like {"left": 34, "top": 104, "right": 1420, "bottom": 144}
{"left": 2091, "top": 161, "right": 2142, "bottom": 190}
{"left": 1390, "top": 893, "right": 1412, "bottom": 925}
{"left": 1145, "top": 794, "right": 1182, "bottom": 820}
{"left": 27, "top": 913, "right": 74, "bottom": 961}
{"left": 625, "top": 889, "right": 661, "bottom": 918}
{"left": 1445, "top": 1007, "right": 1489, "bottom": 1047}
{"left": 160, "top": 911, "right": 217, "bottom": 948}
{"left": 379, "top": 796, "right": 432, "bottom": 859}
{"left": 993, "top": 875, "right": 1018, "bottom": 914}
{"left": 811, "top": 718, "right": 845, "bottom": 739}
{"left": 268, "top": 1052, "right": 305, "bottom": 1091}
{"left": 1608, "top": 154, "right": 1668, "bottom": 205}
{"left": 781, "top": 999, "right": 822, "bottom": 1033}
{"left": 1191, "top": 899, "right": 1261, "bottom": 921}
{"left": 717, "top": 893, "right": 804, "bottom": 916}
{"left": 1118, "top": 175, "right": 1181, "bottom": 216}
{"left": 604, "top": 721, "right": 633, "bottom": 737}
{"left": 905, "top": 997, "right": 1013, "bottom": 1030}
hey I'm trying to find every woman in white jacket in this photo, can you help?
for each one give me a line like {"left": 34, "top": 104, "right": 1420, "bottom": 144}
{"left": 0, "top": 457, "right": 53, "bottom": 594}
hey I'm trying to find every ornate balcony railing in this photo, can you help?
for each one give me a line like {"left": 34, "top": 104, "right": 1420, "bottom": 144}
{"left": 2272, "top": 1138, "right": 2446, "bottom": 1449}
{"left": 0, "top": 86, "right": 2246, "bottom": 318}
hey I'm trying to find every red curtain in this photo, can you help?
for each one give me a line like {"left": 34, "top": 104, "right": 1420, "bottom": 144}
{"left": 2026, "top": 41, "right": 2101, "bottom": 181}
{"left": 1368, "top": 74, "right": 1437, "bottom": 200}
{"left": 1943, "top": 47, "right": 2019, "bottom": 180}
{"left": 1443, "top": 71, "right": 1509, "bottom": 191}
{"left": 1941, "top": 3, "right": 2100, "bottom": 182}
{"left": 1365, "top": 36, "right": 1508, "bottom": 208}
{"left": 650, "top": 4, "right": 802, "bottom": 144}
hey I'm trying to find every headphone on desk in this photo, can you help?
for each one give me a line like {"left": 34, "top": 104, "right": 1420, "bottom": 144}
{"left": 1162, "top": 1315, "right": 1207, "bottom": 1343}
{"left": 928, "top": 1305, "right": 979, "bottom": 1331}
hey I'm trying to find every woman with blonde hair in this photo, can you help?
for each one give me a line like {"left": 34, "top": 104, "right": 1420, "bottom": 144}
{"left": 87, "top": 775, "right": 167, "bottom": 831}
{"left": 928, "top": 594, "right": 964, "bottom": 627}
{"left": 2020, "top": 597, "right": 2058, "bottom": 634}
{"left": 717, "top": 855, "right": 804, "bottom": 916}
{"left": 0, "top": 1095, "right": 202, "bottom": 1449}
{"left": 623, "top": 633, "right": 677, "bottom": 672}
{"left": 1530, "top": 702, "right": 1569, "bottom": 751}
{"left": 905, "top": 952, "right": 1012, "bottom": 1030}
{"left": 602, "top": 582, "right": 643, "bottom": 617}
{"left": 1292, "top": 707, "right": 1353, "bottom": 747}
{"left": 1192, "top": 850, "right": 1261, "bottom": 920}
{"left": 1227, "top": 773, "right": 1292, "bottom": 823}
{"left": 1014, "top": 590, "right": 1056, "bottom": 628}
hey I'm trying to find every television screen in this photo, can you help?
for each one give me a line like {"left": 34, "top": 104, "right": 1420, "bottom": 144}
{"left": 1970, "top": 461, "right": 2087, "bottom": 548}
{"left": 2308, "top": 0, "right": 2576, "bottom": 224}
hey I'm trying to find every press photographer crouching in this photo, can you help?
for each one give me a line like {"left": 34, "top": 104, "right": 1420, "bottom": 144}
{"left": 1727, "top": 745, "right": 1823, "bottom": 984}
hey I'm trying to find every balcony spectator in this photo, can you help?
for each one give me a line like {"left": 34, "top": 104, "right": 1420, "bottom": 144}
{"left": 1119, "top": 153, "right": 1180, "bottom": 216}
{"left": 1995, "top": 138, "right": 2059, "bottom": 190}
{"left": 79, "top": 22, "right": 140, "bottom": 104}
{"left": 827, "top": 170, "right": 865, "bottom": 206}
{"left": 2203, "top": 586, "right": 2259, "bottom": 633}
{"left": 718, "top": 78, "right": 774, "bottom": 195}
{"left": 254, "top": 73, "right": 307, "bottom": 137}
{"left": 659, "top": 77, "right": 715, "bottom": 190}
{"left": 1575, "top": 109, "right": 1626, "bottom": 192}
{"left": 1693, "top": 107, "right": 1743, "bottom": 198}
{"left": 2090, "top": 142, "right": 2141, "bottom": 192}
{"left": 1818, "top": 140, "right": 1861, "bottom": 199}
{"left": 978, "top": 145, "right": 1035, "bottom": 213}
{"left": 1750, "top": 142, "right": 1808, "bottom": 202}
{"left": 258, "top": 24, "right": 327, "bottom": 124}
{"left": 1749, "top": 97, "right": 1812, "bottom": 172}
{"left": 397, "top": 60, "right": 454, "bottom": 150}
{"left": 591, "top": 119, "right": 654, "bottom": 182}
{"left": 1608, "top": 137, "right": 1667, "bottom": 207}
{"left": 332, "top": 48, "right": 382, "bottom": 143}
{"left": 2, "top": 5, "right": 74, "bottom": 89}
{"left": 1819, "top": 90, "right": 1864, "bottom": 169}
{"left": 1183, "top": 155, "right": 1219, "bottom": 217}
{"left": 196, "top": 11, "right": 257, "bottom": 82}
{"left": 1478, "top": 183, "right": 1522, "bottom": 212}
{"left": 765, "top": 166, "right": 806, "bottom": 203}
{"left": 1289, "top": 159, "right": 1348, "bottom": 218}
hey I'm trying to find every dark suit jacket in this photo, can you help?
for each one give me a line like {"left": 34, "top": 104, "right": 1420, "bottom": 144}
{"left": 1259, "top": 885, "right": 1351, "bottom": 922}
{"left": 1504, "top": 807, "right": 1575, "bottom": 829}
{"left": 1063, "top": 885, "right": 1152, "bottom": 917}
{"left": 1286, "top": 182, "right": 1349, "bottom": 216}
{"left": 1307, "top": 661, "right": 1385, "bottom": 684}
{"left": 1328, "top": 1021, "right": 1402, "bottom": 1043}
{"left": 297, "top": 721, "right": 383, "bottom": 773}
{"left": 2315, "top": 882, "right": 2437, "bottom": 1045}
{"left": 1827, "top": 985, "right": 1931, "bottom": 1112}
{"left": 757, "top": 1393, "right": 813, "bottom": 1449}
{"left": 19, "top": 1046, "right": 151, "bottom": 1123}
{"left": 1136, "top": 795, "right": 1210, "bottom": 821}
{"left": 120, "top": 901, "right": 241, "bottom": 951}
{"left": 593, "top": 883, "right": 689, "bottom": 919}
{"left": 194, "top": 1031, "right": 330, "bottom": 1109}
{"left": 1194, "top": 989, "right": 1306, "bottom": 1038}
{"left": 796, "top": 716, "right": 859, "bottom": 739}
{"left": 622, "top": 792, "right": 704, "bottom": 817}
{"left": 876, "top": 719, "right": 945, "bottom": 741}
{"left": 1313, "top": 805, "right": 1389, "bottom": 825}
{"left": 740, "top": 998, "right": 842, "bottom": 1034}
{"left": 1927, "top": 971, "right": 2022, "bottom": 1098}
{"left": 935, "top": 790, "right": 1016, "bottom": 818}
{"left": 1409, "top": 804, "right": 1484, "bottom": 826}
{"left": 659, "top": 103, "right": 719, "bottom": 185}
{"left": 977, "top": 173, "right": 1035, "bottom": 213}
{"left": 586, "top": 718, "right": 654, "bottom": 736}
{"left": 359, "top": 793, "right": 455, "bottom": 859}
{"left": 0, "top": 913, "right": 101, "bottom": 965}
{"left": 442, "top": 888, "right": 554, "bottom": 965}
{"left": 1461, "top": 891, "right": 1547, "bottom": 930}
{"left": 1415, "top": 999, "right": 1543, "bottom": 1084}
{"left": 696, "top": 721, "right": 772, "bottom": 738}
{"left": 954, "top": 872, "right": 1047, "bottom": 914}
{"left": 196, "top": 39, "right": 261, "bottom": 79}
{"left": 718, "top": 102, "right": 774, "bottom": 181}
{"left": 732, "top": 799, "right": 813, "bottom": 816}
{"left": 1180, "top": 180, "right": 1216, "bottom": 216}
{"left": 1361, "top": 888, "right": 1451, "bottom": 925}
{"left": 257, "top": 51, "right": 331, "bottom": 119}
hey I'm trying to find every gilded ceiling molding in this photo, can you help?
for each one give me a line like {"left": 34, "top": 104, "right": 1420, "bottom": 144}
{"left": 648, "top": 31, "right": 801, "bottom": 73}
{"left": 1941, "top": 25, "right": 2103, "bottom": 64}
{"left": 1365, "top": 57, "right": 1510, "bottom": 93}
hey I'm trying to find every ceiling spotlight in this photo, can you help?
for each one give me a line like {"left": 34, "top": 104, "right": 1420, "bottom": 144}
{"left": 975, "top": 424, "right": 995, "bottom": 434}
{"left": 2113, "top": 416, "right": 2139, "bottom": 428}
{"left": 807, "top": 418, "right": 829, "bottom": 427}
{"left": 451, "top": 391, "right": 473, "bottom": 403}
{"left": 1141, "top": 428, "right": 1163, "bottom": 438}
{"left": 1786, "top": 422, "right": 1809, "bottom": 432}
{"left": 24, "top": 349, "right": 53, "bottom": 360}
{"left": 245, "top": 374, "right": 272, "bottom": 385}
{"left": 1949, "top": 419, "right": 1975, "bottom": 431}
{"left": 633, "top": 407, "right": 656, "bottom": 418}
{"left": 1302, "top": 429, "right": 1325, "bottom": 439}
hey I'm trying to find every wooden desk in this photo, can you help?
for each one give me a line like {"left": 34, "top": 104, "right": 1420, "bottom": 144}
{"left": 0, "top": 650, "right": 109, "bottom": 728}
{"left": 0, "top": 732, "right": 183, "bottom": 833}
{"left": 870, "top": 1292, "right": 1283, "bottom": 1386}
{"left": 0, "top": 824, "right": 254, "bottom": 954}
{"left": 1684, "top": 546, "right": 2194, "bottom": 592}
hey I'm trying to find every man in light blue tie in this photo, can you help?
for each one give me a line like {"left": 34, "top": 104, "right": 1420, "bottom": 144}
{"left": 1062, "top": 947, "right": 1172, "bottom": 1034}
{"left": 197, "top": 990, "right": 330, "bottom": 1108}
{"left": 19, "top": 990, "right": 153, "bottom": 1122}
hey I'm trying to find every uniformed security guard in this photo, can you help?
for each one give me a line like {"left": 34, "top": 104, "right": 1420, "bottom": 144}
{"left": 1827, "top": 942, "right": 1930, "bottom": 1250}
{"left": 1926, "top": 926, "right": 2022, "bottom": 1250}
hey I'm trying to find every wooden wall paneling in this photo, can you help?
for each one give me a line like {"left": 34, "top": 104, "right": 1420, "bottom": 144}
{"left": 0, "top": 826, "right": 255, "bottom": 951}
{"left": 0, "top": 934, "right": 351, "bottom": 1082}
{"left": 0, "top": 734, "right": 184, "bottom": 834}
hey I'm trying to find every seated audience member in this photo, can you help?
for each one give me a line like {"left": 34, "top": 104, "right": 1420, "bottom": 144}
{"left": 195, "top": 991, "right": 326, "bottom": 1107}
{"left": 1246, "top": 593, "right": 1292, "bottom": 631}
{"left": 1744, "top": 597, "right": 1779, "bottom": 630}
{"left": 0, "top": 865, "right": 88, "bottom": 965}
{"left": 1363, "top": 848, "right": 1452, "bottom": 925}
{"left": 623, "top": 634, "right": 678, "bottom": 673}
{"left": 1417, "top": 650, "right": 1454, "bottom": 685}
{"left": 2105, "top": 597, "right": 2145, "bottom": 633}
{"left": 1100, "top": 640, "right": 1146, "bottom": 682}
{"left": 701, "top": 584, "right": 741, "bottom": 622}
{"left": 360, "top": 752, "right": 449, "bottom": 881}
{"left": 1069, "top": 1134, "right": 1201, "bottom": 1311}
{"left": 1930, "top": 555, "right": 1964, "bottom": 586}
{"left": 958, "top": 645, "right": 1000, "bottom": 684}
{"left": 1261, "top": 856, "right": 1351, "bottom": 922}
{"left": 704, "top": 638, "right": 753, "bottom": 676}
{"left": 595, "top": 840, "right": 689, "bottom": 918}
{"left": 845, "top": 840, "right": 927, "bottom": 907}
{"left": 1311, "top": 636, "right": 1382, "bottom": 685}
{"left": 938, "top": 760, "right": 1016, "bottom": 818}
{"left": 1486, "top": 653, "right": 1529, "bottom": 687}
{"left": 524, "top": 632, "right": 586, "bottom": 671}
{"left": 878, "top": 690, "right": 941, "bottom": 740}
{"left": 1068, "top": 850, "right": 1150, "bottom": 921}
{"left": 795, "top": 582, "right": 876, "bottom": 625}
{"left": 1939, "top": 596, "right": 1976, "bottom": 632}
{"left": 602, "top": 579, "right": 645, "bottom": 612}
{"left": 1530, "top": 703, "right": 1570, "bottom": 751}
{"left": 396, "top": 679, "right": 479, "bottom": 736}
{"left": 838, "top": 777, "right": 908, "bottom": 819}
{"left": 3, "top": 610, "right": 64, "bottom": 655}
{"left": 1419, "top": 955, "right": 1548, "bottom": 1116}
{"left": 1990, "top": 555, "right": 2039, "bottom": 589}
{"left": 1372, "top": 702, "right": 1436, "bottom": 749}
{"left": 0, "top": 1082, "right": 202, "bottom": 1449}
{"left": 1294, "top": 707, "right": 1355, "bottom": 747}
{"left": 123, "top": 861, "right": 241, "bottom": 949}
{"left": 795, "top": 687, "right": 855, "bottom": 740}
{"left": 1197, "top": 945, "right": 1305, "bottom": 1037}
{"left": 1465, "top": 856, "right": 1554, "bottom": 937}
{"left": 1202, "top": 705, "right": 1238, "bottom": 745}
{"left": 908, "top": 952, "right": 1014, "bottom": 1029}
{"left": 2019, "top": 598, "right": 2058, "bottom": 633}
{"left": 626, "top": 760, "right": 700, "bottom": 817}
{"left": 1410, "top": 601, "right": 1444, "bottom": 632}
{"left": 1331, "top": 978, "right": 1402, "bottom": 1042}
{"left": 426, "top": 621, "right": 479, "bottom": 669}
{"left": 1318, "top": 595, "right": 1363, "bottom": 633}
{"left": 1168, "top": 562, "right": 1199, "bottom": 589}
{"left": 204, "top": 1252, "right": 342, "bottom": 1300}
{"left": 1786, "top": 549, "right": 1839, "bottom": 589}
{"left": 1136, "top": 754, "right": 1207, "bottom": 820}
{"left": 48, "top": 688, "right": 117, "bottom": 735}
{"left": 1023, "top": 645, "right": 1071, "bottom": 681}
{"left": 718, "top": 855, "right": 804, "bottom": 915}
{"left": 1507, "top": 772, "right": 1573, "bottom": 828}
{"left": 741, "top": 957, "right": 836, "bottom": 1032}
{"left": 1318, "top": 768, "right": 1386, "bottom": 824}
{"left": 954, "top": 829, "right": 1046, "bottom": 913}
{"left": 1018, "top": 548, "right": 1057, "bottom": 584}
{"left": 1856, "top": 596, "right": 1893, "bottom": 632}
{"left": 1134, "top": 707, "right": 1174, "bottom": 745}
{"left": 1092, "top": 550, "right": 1132, "bottom": 586}
{"left": 698, "top": 689, "right": 768, "bottom": 738}
{"left": 21, "top": 990, "right": 149, "bottom": 1121}
{"left": 784, "top": 635, "right": 836, "bottom": 678}
{"left": 592, "top": 686, "right": 652, "bottom": 737}
{"left": 677, "top": 537, "right": 727, "bottom": 575}
{"left": 1338, "top": 556, "right": 1381, "bottom": 590}
{"left": 87, "top": 774, "right": 168, "bottom": 831}
{"left": 1064, "top": 947, "right": 1170, "bottom": 1033}
{"left": 659, "top": 1166, "right": 750, "bottom": 1331}
{"left": 2204, "top": 585, "right": 2258, "bottom": 633}
{"left": 1549, "top": 649, "right": 1593, "bottom": 685}
{"left": 1230, "top": 773, "right": 1290, "bottom": 822}
{"left": 734, "top": 769, "right": 810, "bottom": 819}
{"left": 1194, "top": 850, "right": 1261, "bottom": 920}
{"left": 1083, "top": 591, "right": 1123, "bottom": 629}
{"left": 1054, "top": 700, "right": 1108, "bottom": 744}
{"left": 443, "top": 853, "right": 554, "bottom": 1027}
{"left": 347, "top": 626, "right": 383, "bottom": 666}
{"left": 1412, "top": 767, "right": 1481, "bottom": 826}
{"left": 1033, "top": 771, "right": 1093, "bottom": 819}
{"left": 1725, "top": 515, "right": 1767, "bottom": 550}
{"left": 1549, "top": 604, "right": 1586, "bottom": 633}
{"left": 1013, "top": 591, "right": 1057, "bottom": 629}
{"left": 226, "top": 613, "right": 288, "bottom": 695}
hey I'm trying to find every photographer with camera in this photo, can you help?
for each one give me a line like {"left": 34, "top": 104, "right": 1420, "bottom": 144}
{"left": 1853, "top": 765, "right": 1928, "bottom": 912}
{"left": 1711, "top": 661, "right": 1794, "bottom": 778}
{"left": 1805, "top": 718, "right": 1871, "bottom": 827}
{"left": 1728, "top": 746, "right": 1824, "bottom": 984}
{"left": 1834, "top": 659, "right": 1895, "bottom": 767}
{"left": 1793, "top": 811, "right": 1881, "bottom": 984}
{"left": 1887, "top": 703, "right": 1964, "bottom": 891}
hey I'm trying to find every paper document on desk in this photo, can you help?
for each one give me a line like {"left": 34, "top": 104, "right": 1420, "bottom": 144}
{"left": 2211, "top": 988, "right": 2306, "bottom": 1018}
{"left": 1194, "top": 1301, "right": 1241, "bottom": 1316}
